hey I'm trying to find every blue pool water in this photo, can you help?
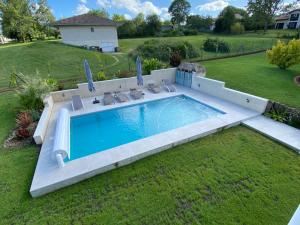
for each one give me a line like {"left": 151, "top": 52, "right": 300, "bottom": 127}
{"left": 69, "top": 95, "right": 224, "bottom": 161}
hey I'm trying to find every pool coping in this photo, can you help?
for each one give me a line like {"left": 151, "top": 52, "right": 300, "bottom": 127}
{"left": 30, "top": 86, "right": 261, "bottom": 197}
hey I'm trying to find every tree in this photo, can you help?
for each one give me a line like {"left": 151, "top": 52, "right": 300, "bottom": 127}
{"left": 168, "top": 0, "right": 191, "bottom": 26}
{"left": 267, "top": 39, "right": 300, "bottom": 69}
{"left": 214, "top": 6, "right": 249, "bottom": 33}
{"left": 112, "top": 14, "right": 126, "bottom": 22}
{"left": 89, "top": 9, "right": 109, "bottom": 18}
{"left": 214, "top": 6, "right": 236, "bottom": 33}
{"left": 247, "top": 0, "right": 283, "bottom": 32}
{"left": 144, "top": 14, "right": 161, "bottom": 36}
{"left": 117, "top": 21, "right": 137, "bottom": 38}
{"left": 133, "top": 13, "right": 145, "bottom": 26}
{"left": 186, "top": 15, "right": 214, "bottom": 31}
{"left": 0, "top": 0, "right": 35, "bottom": 41}
{"left": 32, "top": 0, "right": 55, "bottom": 38}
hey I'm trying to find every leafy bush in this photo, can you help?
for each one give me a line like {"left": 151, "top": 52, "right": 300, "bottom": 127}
{"left": 143, "top": 58, "right": 165, "bottom": 74}
{"left": 183, "top": 29, "right": 198, "bottom": 36}
{"left": 96, "top": 71, "right": 106, "bottom": 81}
{"left": 10, "top": 72, "right": 58, "bottom": 110}
{"left": 169, "top": 51, "right": 182, "bottom": 67}
{"left": 203, "top": 38, "right": 230, "bottom": 53}
{"left": 135, "top": 39, "right": 199, "bottom": 62}
{"left": 230, "top": 22, "right": 245, "bottom": 34}
{"left": 266, "top": 39, "right": 300, "bottom": 69}
{"left": 16, "top": 111, "right": 33, "bottom": 128}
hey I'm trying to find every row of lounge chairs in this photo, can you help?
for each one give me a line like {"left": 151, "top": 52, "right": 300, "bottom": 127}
{"left": 71, "top": 79, "right": 176, "bottom": 111}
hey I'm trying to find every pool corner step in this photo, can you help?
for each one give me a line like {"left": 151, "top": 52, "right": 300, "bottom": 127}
{"left": 242, "top": 115, "right": 300, "bottom": 154}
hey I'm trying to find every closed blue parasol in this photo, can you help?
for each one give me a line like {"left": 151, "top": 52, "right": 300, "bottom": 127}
{"left": 84, "top": 59, "right": 99, "bottom": 104}
{"left": 136, "top": 56, "right": 143, "bottom": 86}
{"left": 84, "top": 59, "right": 95, "bottom": 92}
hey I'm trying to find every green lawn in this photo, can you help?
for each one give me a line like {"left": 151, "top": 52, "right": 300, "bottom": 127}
{"left": 0, "top": 34, "right": 278, "bottom": 88}
{"left": 203, "top": 53, "right": 300, "bottom": 108}
{"left": 0, "top": 92, "right": 299, "bottom": 225}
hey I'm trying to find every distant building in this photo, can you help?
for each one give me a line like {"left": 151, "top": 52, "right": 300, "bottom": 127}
{"left": 53, "top": 13, "right": 119, "bottom": 52}
{"left": 275, "top": 9, "right": 300, "bottom": 29}
{"left": 161, "top": 25, "right": 174, "bottom": 32}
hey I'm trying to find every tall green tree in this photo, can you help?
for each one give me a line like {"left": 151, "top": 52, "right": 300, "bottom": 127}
{"left": 0, "top": 0, "right": 35, "bottom": 41}
{"left": 168, "top": 0, "right": 191, "bottom": 26}
{"left": 32, "top": 0, "right": 55, "bottom": 38}
{"left": 186, "top": 15, "right": 214, "bottom": 31}
{"left": 247, "top": 0, "right": 283, "bottom": 31}
{"left": 89, "top": 8, "right": 109, "bottom": 18}
{"left": 112, "top": 14, "right": 126, "bottom": 22}
{"left": 144, "top": 14, "right": 161, "bottom": 36}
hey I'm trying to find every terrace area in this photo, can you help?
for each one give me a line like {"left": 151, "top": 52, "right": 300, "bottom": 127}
{"left": 30, "top": 67, "right": 300, "bottom": 198}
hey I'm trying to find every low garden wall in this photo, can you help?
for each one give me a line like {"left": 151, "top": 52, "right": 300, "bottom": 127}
{"left": 191, "top": 76, "right": 268, "bottom": 113}
{"left": 265, "top": 101, "right": 300, "bottom": 129}
{"left": 50, "top": 68, "right": 177, "bottom": 102}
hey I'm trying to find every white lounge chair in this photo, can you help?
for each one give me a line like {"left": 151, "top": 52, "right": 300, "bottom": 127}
{"left": 147, "top": 82, "right": 161, "bottom": 93}
{"left": 130, "top": 88, "right": 144, "bottom": 100}
{"left": 162, "top": 79, "right": 176, "bottom": 92}
{"left": 71, "top": 95, "right": 84, "bottom": 111}
{"left": 114, "top": 91, "right": 129, "bottom": 103}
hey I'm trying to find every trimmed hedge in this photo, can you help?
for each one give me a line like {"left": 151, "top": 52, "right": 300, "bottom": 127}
{"left": 134, "top": 39, "right": 199, "bottom": 62}
{"left": 203, "top": 38, "right": 230, "bottom": 53}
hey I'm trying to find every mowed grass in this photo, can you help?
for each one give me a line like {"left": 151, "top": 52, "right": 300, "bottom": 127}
{"left": 0, "top": 93, "right": 300, "bottom": 225}
{"left": 203, "top": 53, "right": 300, "bottom": 108}
{"left": 0, "top": 41, "right": 130, "bottom": 88}
{"left": 0, "top": 34, "right": 277, "bottom": 88}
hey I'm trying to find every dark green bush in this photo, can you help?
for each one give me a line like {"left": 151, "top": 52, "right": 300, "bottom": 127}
{"left": 203, "top": 38, "right": 230, "bottom": 53}
{"left": 169, "top": 51, "right": 182, "bottom": 67}
{"left": 183, "top": 29, "right": 198, "bottom": 36}
{"left": 135, "top": 39, "right": 199, "bottom": 62}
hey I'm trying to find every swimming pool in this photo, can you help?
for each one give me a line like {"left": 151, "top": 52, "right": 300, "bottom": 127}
{"left": 69, "top": 95, "right": 224, "bottom": 161}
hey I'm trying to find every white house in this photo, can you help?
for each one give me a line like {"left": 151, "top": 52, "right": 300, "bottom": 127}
{"left": 275, "top": 9, "right": 300, "bottom": 29}
{"left": 54, "top": 14, "right": 119, "bottom": 52}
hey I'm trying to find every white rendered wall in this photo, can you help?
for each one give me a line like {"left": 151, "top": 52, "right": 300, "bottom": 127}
{"left": 191, "top": 76, "right": 268, "bottom": 113}
{"left": 59, "top": 26, "right": 119, "bottom": 48}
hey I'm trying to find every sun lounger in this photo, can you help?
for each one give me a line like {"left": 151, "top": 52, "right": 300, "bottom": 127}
{"left": 103, "top": 92, "right": 114, "bottom": 105}
{"left": 147, "top": 82, "right": 160, "bottom": 93}
{"left": 130, "top": 88, "right": 143, "bottom": 100}
{"left": 162, "top": 79, "right": 176, "bottom": 92}
{"left": 114, "top": 91, "right": 129, "bottom": 103}
{"left": 71, "top": 95, "right": 84, "bottom": 111}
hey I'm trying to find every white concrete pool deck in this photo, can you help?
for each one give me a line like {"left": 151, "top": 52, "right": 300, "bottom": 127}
{"left": 30, "top": 85, "right": 261, "bottom": 197}
{"left": 243, "top": 116, "right": 300, "bottom": 153}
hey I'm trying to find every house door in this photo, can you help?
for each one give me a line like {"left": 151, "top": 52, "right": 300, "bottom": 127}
{"left": 101, "top": 42, "right": 115, "bottom": 53}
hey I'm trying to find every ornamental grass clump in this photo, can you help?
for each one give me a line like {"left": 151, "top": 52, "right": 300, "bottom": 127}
{"left": 266, "top": 39, "right": 300, "bottom": 70}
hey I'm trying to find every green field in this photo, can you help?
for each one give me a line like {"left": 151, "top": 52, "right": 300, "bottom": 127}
{"left": 0, "top": 35, "right": 299, "bottom": 107}
{"left": 0, "top": 34, "right": 278, "bottom": 88}
{"left": 0, "top": 92, "right": 299, "bottom": 225}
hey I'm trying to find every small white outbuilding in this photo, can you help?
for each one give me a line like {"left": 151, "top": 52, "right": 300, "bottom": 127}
{"left": 54, "top": 13, "right": 119, "bottom": 52}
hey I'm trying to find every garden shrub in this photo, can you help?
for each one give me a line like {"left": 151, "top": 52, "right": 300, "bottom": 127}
{"left": 266, "top": 39, "right": 300, "bottom": 69}
{"left": 11, "top": 72, "right": 58, "bottom": 110}
{"left": 230, "top": 22, "right": 245, "bottom": 34}
{"left": 169, "top": 51, "right": 182, "bottom": 67}
{"left": 135, "top": 40, "right": 199, "bottom": 62}
{"left": 203, "top": 38, "right": 230, "bottom": 53}
{"left": 143, "top": 58, "right": 165, "bottom": 74}
{"left": 96, "top": 71, "right": 106, "bottom": 81}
